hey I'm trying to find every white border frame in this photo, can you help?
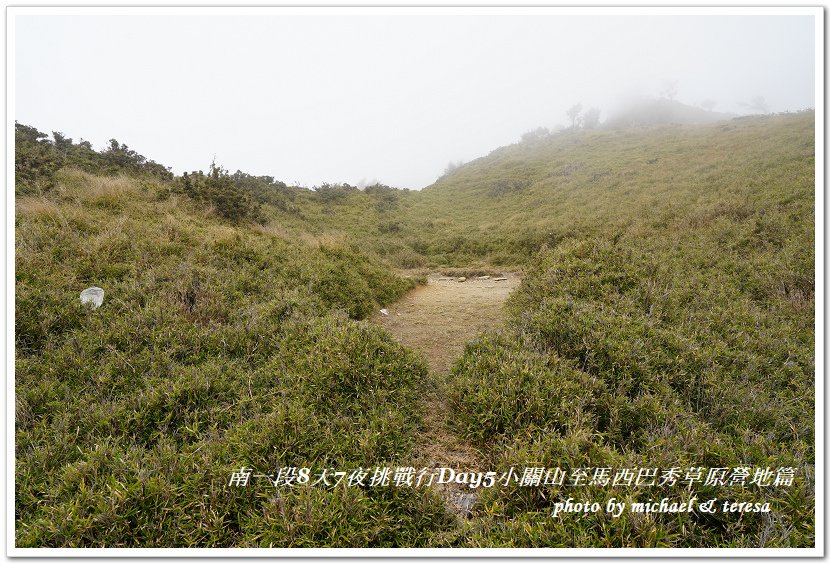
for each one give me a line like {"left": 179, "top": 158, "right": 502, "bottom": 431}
{"left": 5, "top": 5, "right": 824, "bottom": 558}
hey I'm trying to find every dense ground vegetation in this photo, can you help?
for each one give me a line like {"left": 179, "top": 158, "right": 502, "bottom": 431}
{"left": 15, "top": 161, "right": 441, "bottom": 546}
{"left": 438, "top": 112, "right": 814, "bottom": 547}
{"left": 14, "top": 111, "right": 815, "bottom": 547}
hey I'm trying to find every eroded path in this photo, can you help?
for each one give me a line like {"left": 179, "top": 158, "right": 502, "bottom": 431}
{"left": 371, "top": 272, "right": 521, "bottom": 518}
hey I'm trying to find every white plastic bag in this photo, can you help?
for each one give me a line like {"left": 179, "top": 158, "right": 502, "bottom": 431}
{"left": 80, "top": 287, "right": 104, "bottom": 309}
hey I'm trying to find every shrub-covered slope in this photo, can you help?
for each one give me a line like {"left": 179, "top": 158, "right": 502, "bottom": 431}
{"left": 443, "top": 112, "right": 815, "bottom": 546}
{"left": 15, "top": 169, "right": 453, "bottom": 546}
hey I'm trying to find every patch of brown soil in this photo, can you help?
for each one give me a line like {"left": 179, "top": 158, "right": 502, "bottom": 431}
{"left": 372, "top": 273, "right": 521, "bottom": 374}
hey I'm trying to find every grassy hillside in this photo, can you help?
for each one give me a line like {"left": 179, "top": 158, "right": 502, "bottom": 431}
{"left": 15, "top": 169, "right": 454, "bottom": 546}
{"left": 14, "top": 110, "right": 815, "bottom": 547}
{"left": 396, "top": 112, "right": 811, "bottom": 265}
{"left": 441, "top": 114, "right": 814, "bottom": 546}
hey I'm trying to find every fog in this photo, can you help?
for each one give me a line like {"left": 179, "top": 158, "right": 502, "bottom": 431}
{"left": 14, "top": 10, "right": 817, "bottom": 189}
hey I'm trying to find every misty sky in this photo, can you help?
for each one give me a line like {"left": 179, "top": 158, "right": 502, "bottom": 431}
{"left": 14, "top": 10, "right": 817, "bottom": 189}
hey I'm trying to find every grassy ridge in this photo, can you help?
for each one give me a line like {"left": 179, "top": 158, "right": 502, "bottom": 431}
{"left": 393, "top": 111, "right": 815, "bottom": 267}
{"left": 254, "top": 112, "right": 813, "bottom": 271}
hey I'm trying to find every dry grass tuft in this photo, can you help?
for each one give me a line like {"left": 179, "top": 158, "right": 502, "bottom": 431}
{"left": 16, "top": 197, "right": 65, "bottom": 223}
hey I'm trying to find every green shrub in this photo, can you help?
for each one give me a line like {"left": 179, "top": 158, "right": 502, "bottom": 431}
{"left": 449, "top": 332, "right": 611, "bottom": 447}
{"left": 178, "top": 163, "right": 265, "bottom": 224}
{"left": 15, "top": 123, "right": 62, "bottom": 195}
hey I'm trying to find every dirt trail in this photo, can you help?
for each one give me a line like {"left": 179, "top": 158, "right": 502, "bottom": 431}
{"left": 371, "top": 272, "right": 521, "bottom": 517}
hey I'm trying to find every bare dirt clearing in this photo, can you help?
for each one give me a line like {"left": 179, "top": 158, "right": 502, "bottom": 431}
{"left": 371, "top": 272, "right": 521, "bottom": 518}
{"left": 372, "top": 273, "right": 522, "bottom": 374}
